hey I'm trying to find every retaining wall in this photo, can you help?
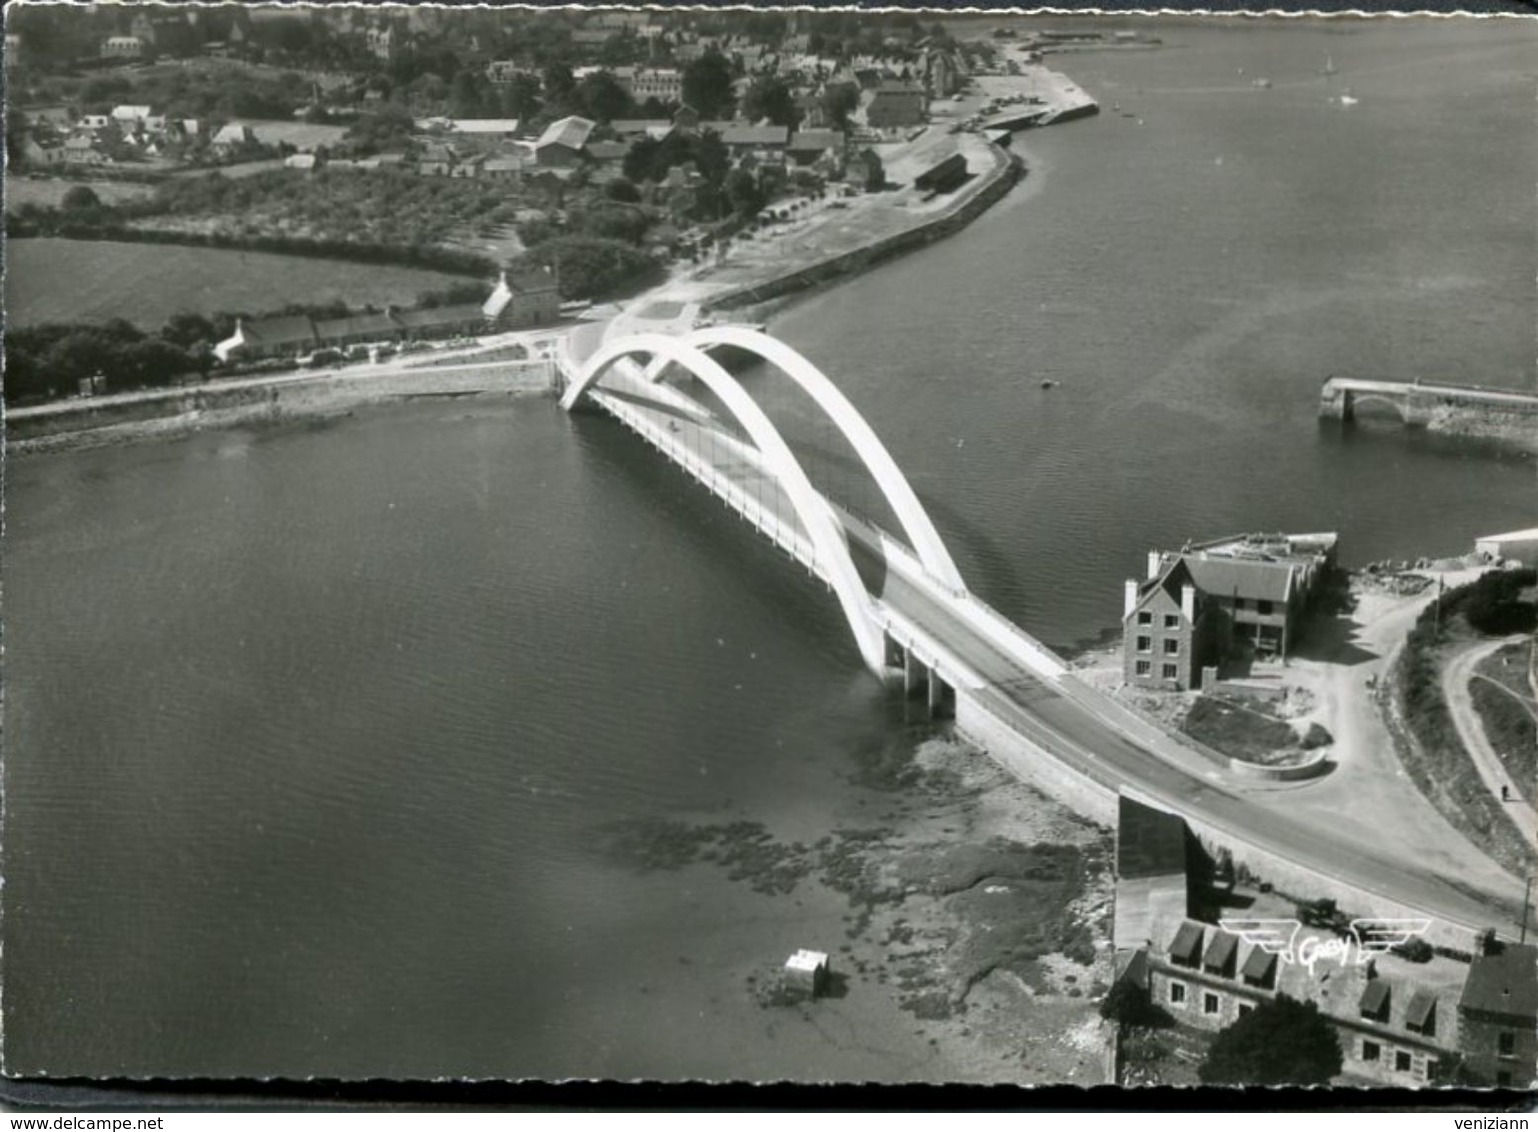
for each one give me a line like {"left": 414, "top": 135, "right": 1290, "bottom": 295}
{"left": 7, "top": 361, "right": 554, "bottom": 450}
{"left": 702, "top": 146, "right": 1023, "bottom": 314}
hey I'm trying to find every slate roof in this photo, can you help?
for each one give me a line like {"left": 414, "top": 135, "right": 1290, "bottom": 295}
{"left": 1169, "top": 921, "right": 1204, "bottom": 965}
{"left": 451, "top": 118, "right": 520, "bottom": 134}
{"left": 1406, "top": 986, "right": 1439, "bottom": 1031}
{"left": 1460, "top": 945, "right": 1538, "bottom": 1019}
{"left": 1240, "top": 945, "right": 1277, "bottom": 984}
{"left": 788, "top": 128, "right": 845, "bottom": 153}
{"left": 536, "top": 115, "right": 596, "bottom": 152}
{"left": 1116, "top": 795, "right": 1187, "bottom": 880}
{"left": 313, "top": 312, "right": 400, "bottom": 341}
{"left": 1202, "top": 930, "right": 1238, "bottom": 974}
{"left": 244, "top": 315, "right": 317, "bottom": 346}
{"left": 1359, "top": 978, "right": 1390, "bottom": 1019}
{"left": 392, "top": 303, "right": 487, "bottom": 331}
{"left": 1180, "top": 555, "right": 1295, "bottom": 605}
{"left": 719, "top": 124, "right": 789, "bottom": 147}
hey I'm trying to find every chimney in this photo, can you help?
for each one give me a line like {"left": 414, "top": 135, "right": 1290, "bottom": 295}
{"left": 1124, "top": 579, "right": 1138, "bottom": 618}
{"left": 1147, "top": 550, "right": 1162, "bottom": 580}
{"left": 1181, "top": 582, "right": 1196, "bottom": 622}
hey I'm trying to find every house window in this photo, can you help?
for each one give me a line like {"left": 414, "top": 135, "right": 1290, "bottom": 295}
{"left": 1136, "top": 636, "right": 1152, "bottom": 653}
{"left": 1257, "top": 599, "right": 1274, "bottom": 615}
{"left": 1164, "top": 614, "right": 1181, "bottom": 629}
{"left": 1361, "top": 1040, "right": 1380, "bottom": 1063}
{"left": 1135, "top": 660, "right": 1151, "bottom": 676}
{"left": 1162, "top": 663, "right": 1179, "bottom": 680}
{"left": 1233, "top": 597, "right": 1246, "bottom": 610}
{"left": 1168, "top": 981, "right": 1186, "bottom": 1006}
{"left": 1203, "top": 992, "right": 1220, "bottom": 1016}
{"left": 1137, "top": 612, "right": 1153, "bottom": 626}
{"left": 1394, "top": 1050, "right": 1412, "bottom": 1073}
{"left": 1499, "top": 1032, "right": 1516, "bottom": 1058}
{"left": 1164, "top": 638, "right": 1180, "bottom": 655}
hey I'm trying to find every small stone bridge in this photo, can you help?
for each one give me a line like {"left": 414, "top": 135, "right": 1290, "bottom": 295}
{"left": 1319, "top": 377, "right": 1538, "bottom": 426}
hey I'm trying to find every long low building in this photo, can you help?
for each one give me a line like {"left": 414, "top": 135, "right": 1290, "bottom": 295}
{"left": 214, "top": 269, "right": 561, "bottom": 363}
{"left": 1475, "top": 528, "right": 1538, "bottom": 567}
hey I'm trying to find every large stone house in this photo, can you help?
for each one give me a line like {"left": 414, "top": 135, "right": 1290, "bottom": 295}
{"left": 1123, "top": 532, "right": 1338, "bottom": 689}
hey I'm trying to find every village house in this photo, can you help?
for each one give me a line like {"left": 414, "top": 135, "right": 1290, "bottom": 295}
{"left": 482, "top": 267, "right": 561, "bottom": 330}
{"left": 214, "top": 315, "right": 319, "bottom": 362}
{"left": 100, "top": 35, "right": 145, "bottom": 60}
{"left": 786, "top": 128, "right": 845, "bottom": 167}
{"left": 862, "top": 81, "right": 928, "bottom": 129}
{"left": 1111, "top": 795, "right": 1538, "bottom": 1089}
{"left": 621, "top": 66, "right": 684, "bottom": 104}
{"left": 534, "top": 116, "right": 596, "bottom": 166}
{"left": 210, "top": 122, "right": 258, "bottom": 153}
{"left": 709, "top": 122, "right": 790, "bottom": 158}
{"left": 1122, "top": 532, "right": 1339, "bottom": 689}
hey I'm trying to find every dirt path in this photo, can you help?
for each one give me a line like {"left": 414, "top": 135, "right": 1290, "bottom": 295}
{"left": 1444, "top": 634, "right": 1538, "bottom": 851}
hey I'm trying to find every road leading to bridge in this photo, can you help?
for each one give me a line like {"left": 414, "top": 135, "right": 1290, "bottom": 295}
{"left": 562, "top": 326, "right": 1531, "bottom": 942}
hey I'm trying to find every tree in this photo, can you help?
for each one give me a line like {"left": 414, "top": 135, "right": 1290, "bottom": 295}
{"left": 542, "top": 61, "right": 576, "bottom": 106}
{"left": 604, "top": 177, "right": 642, "bottom": 203}
{"left": 692, "top": 129, "right": 729, "bottom": 187}
{"left": 819, "top": 83, "right": 860, "bottom": 131}
{"left": 60, "top": 185, "right": 103, "bottom": 211}
{"left": 498, "top": 73, "right": 544, "bottom": 121}
{"left": 724, "top": 166, "right": 764, "bottom": 217}
{"left": 622, "top": 135, "right": 664, "bottom": 184}
{"left": 1198, "top": 995, "right": 1343, "bottom": 1086}
{"left": 681, "top": 50, "right": 735, "bottom": 119}
{"left": 575, "top": 70, "right": 634, "bottom": 124}
{"left": 739, "top": 77, "right": 799, "bottom": 128}
{"left": 1099, "top": 977, "right": 1167, "bottom": 1030}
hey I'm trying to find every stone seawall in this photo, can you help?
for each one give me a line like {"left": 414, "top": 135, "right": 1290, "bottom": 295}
{"left": 702, "top": 147, "right": 1023, "bottom": 314}
{"left": 955, "top": 690, "right": 1119, "bottom": 827}
{"left": 957, "top": 689, "right": 1487, "bottom": 951}
{"left": 7, "top": 361, "right": 555, "bottom": 453}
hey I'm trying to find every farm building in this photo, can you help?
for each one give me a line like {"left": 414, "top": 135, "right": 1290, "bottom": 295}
{"left": 535, "top": 116, "right": 596, "bottom": 166}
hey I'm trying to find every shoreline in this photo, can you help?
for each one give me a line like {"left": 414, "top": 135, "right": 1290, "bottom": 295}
{"left": 6, "top": 59, "right": 1090, "bottom": 457}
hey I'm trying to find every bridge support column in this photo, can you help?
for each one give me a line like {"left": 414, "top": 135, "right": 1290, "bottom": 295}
{"left": 904, "top": 646, "right": 923, "bottom": 697}
{"left": 927, "top": 670, "right": 947, "bottom": 718}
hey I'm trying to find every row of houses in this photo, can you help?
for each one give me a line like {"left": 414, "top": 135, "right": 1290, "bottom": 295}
{"left": 1113, "top": 796, "right": 1538, "bottom": 1088}
{"left": 1122, "top": 531, "right": 1340, "bottom": 690}
{"left": 212, "top": 269, "right": 560, "bottom": 363}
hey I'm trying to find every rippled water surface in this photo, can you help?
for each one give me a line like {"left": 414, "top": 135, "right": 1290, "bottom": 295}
{"left": 4, "top": 19, "right": 1534, "bottom": 1081}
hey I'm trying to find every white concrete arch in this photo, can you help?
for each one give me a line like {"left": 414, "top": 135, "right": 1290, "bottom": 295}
{"left": 563, "top": 332, "right": 889, "bottom": 674}
{"left": 683, "top": 325, "right": 967, "bottom": 595}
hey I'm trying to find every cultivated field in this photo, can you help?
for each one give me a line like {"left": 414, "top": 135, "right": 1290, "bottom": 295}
{"left": 5, "top": 238, "right": 478, "bottom": 329}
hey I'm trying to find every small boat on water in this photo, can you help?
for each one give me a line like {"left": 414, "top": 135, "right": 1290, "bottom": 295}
{"left": 1040, "top": 379, "right": 1058, "bottom": 389}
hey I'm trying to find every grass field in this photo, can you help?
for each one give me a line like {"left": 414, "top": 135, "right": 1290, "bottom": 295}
{"left": 5, "top": 177, "right": 154, "bottom": 212}
{"left": 1473, "top": 641, "right": 1537, "bottom": 802}
{"left": 5, "top": 238, "right": 476, "bottom": 329}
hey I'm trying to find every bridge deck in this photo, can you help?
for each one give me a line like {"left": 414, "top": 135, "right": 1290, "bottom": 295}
{"left": 564, "top": 343, "right": 1531, "bottom": 941}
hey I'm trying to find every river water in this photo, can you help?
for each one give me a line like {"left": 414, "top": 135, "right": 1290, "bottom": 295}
{"left": 4, "top": 19, "right": 1535, "bottom": 1082}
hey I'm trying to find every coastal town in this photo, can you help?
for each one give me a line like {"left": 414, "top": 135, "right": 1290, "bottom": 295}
{"left": 3, "top": 5, "right": 1537, "bottom": 1101}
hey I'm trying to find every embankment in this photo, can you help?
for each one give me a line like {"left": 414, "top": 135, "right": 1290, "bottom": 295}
{"left": 702, "top": 146, "right": 1024, "bottom": 314}
{"left": 955, "top": 688, "right": 1490, "bottom": 952}
{"left": 6, "top": 361, "right": 555, "bottom": 455}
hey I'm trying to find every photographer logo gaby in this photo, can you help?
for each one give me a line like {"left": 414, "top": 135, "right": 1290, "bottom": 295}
{"left": 1219, "top": 918, "right": 1433, "bottom": 977}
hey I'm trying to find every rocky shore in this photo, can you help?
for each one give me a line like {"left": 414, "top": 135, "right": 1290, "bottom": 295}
{"left": 603, "top": 730, "right": 1117, "bottom": 1084}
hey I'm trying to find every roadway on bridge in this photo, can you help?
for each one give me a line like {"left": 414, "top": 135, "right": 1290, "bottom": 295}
{"left": 567, "top": 324, "right": 1531, "bottom": 940}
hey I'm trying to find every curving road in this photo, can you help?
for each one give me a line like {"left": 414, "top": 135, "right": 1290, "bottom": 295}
{"left": 564, "top": 324, "right": 1533, "bottom": 942}
{"left": 1444, "top": 635, "right": 1538, "bottom": 852}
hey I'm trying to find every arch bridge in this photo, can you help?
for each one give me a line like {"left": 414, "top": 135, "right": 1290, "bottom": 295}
{"left": 555, "top": 324, "right": 1534, "bottom": 948}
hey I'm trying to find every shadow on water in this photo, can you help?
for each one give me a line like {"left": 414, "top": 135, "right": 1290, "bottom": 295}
{"left": 1316, "top": 416, "right": 1537, "bottom": 466}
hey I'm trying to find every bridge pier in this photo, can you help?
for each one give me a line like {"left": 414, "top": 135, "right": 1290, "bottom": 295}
{"left": 893, "top": 640, "right": 952, "bottom": 721}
